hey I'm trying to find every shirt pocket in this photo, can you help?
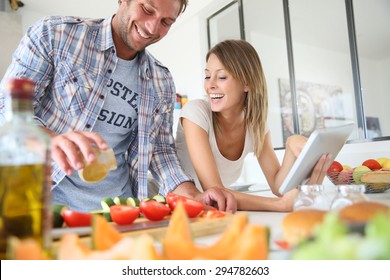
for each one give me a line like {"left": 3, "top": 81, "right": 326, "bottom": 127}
{"left": 149, "top": 100, "right": 170, "bottom": 142}
{"left": 53, "top": 62, "right": 94, "bottom": 117}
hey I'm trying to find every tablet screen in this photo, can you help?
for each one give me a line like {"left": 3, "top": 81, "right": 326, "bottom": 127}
{"left": 278, "top": 123, "right": 354, "bottom": 194}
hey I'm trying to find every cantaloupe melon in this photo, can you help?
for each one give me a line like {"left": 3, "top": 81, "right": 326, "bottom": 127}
{"left": 7, "top": 236, "right": 49, "bottom": 260}
{"left": 91, "top": 214, "right": 122, "bottom": 250}
{"left": 162, "top": 200, "right": 195, "bottom": 259}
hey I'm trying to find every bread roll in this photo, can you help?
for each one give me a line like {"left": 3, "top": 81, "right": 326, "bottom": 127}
{"left": 338, "top": 201, "right": 390, "bottom": 223}
{"left": 282, "top": 209, "right": 327, "bottom": 246}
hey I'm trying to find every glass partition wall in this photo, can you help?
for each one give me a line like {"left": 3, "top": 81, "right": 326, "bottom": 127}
{"left": 208, "top": 0, "right": 390, "bottom": 148}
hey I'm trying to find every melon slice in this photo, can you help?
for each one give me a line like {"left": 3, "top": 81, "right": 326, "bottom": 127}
{"left": 91, "top": 214, "right": 122, "bottom": 250}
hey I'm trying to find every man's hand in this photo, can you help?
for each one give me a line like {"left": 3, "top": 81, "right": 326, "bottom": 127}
{"left": 47, "top": 130, "right": 108, "bottom": 175}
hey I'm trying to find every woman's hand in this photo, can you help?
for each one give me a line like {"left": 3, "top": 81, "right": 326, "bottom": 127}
{"left": 306, "top": 153, "right": 332, "bottom": 184}
{"left": 196, "top": 187, "right": 238, "bottom": 213}
{"left": 278, "top": 153, "right": 331, "bottom": 212}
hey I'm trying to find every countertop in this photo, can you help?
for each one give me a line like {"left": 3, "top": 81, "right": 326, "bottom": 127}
{"left": 196, "top": 186, "right": 390, "bottom": 260}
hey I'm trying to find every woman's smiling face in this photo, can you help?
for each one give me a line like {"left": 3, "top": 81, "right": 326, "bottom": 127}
{"left": 204, "top": 53, "right": 248, "bottom": 113}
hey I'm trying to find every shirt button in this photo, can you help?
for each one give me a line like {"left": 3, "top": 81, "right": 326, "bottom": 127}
{"left": 72, "top": 77, "right": 78, "bottom": 82}
{"left": 99, "top": 95, "right": 104, "bottom": 99}
{"left": 108, "top": 69, "right": 112, "bottom": 73}
{"left": 86, "top": 124, "right": 91, "bottom": 129}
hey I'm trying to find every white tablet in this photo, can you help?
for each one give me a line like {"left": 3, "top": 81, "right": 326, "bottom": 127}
{"left": 278, "top": 123, "right": 354, "bottom": 195}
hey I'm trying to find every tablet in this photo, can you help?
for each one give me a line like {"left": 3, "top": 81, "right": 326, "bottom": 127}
{"left": 278, "top": 123, "right": 354, "bottom": 195}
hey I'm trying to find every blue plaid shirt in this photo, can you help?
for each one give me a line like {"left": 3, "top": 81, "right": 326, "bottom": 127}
{"left": 0, "top": 16, "right": 193, "bottom": 199}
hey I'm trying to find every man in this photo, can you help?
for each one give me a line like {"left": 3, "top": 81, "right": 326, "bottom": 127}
{"left": 0, "top": 0, "right": 236, "bottom": 212}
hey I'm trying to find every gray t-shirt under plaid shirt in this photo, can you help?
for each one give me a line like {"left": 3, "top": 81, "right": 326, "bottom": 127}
{"left": 53, "top": 56, "right": 140, "bottom": 211}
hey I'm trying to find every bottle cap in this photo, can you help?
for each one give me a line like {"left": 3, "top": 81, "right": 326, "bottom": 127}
{"left": 7, "top": 78, "right": 35, "bottom": 99}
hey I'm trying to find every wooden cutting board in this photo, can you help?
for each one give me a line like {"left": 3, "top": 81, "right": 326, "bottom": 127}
{"left": 51, "top": 214, "right": 233, "bottom": 246}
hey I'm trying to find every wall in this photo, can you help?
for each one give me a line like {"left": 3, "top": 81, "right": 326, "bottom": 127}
{"left": 1, "top": 0, "right": 388, "bottom": 187}
{"left": 0, "top": 12, "right": 23, "bottom": 76}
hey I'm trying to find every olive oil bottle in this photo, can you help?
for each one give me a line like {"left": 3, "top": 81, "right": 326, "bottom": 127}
{"left": 0, "top": 78, "right": 52, "bottom": 259}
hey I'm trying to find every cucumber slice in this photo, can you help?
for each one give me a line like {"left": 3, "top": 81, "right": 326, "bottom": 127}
{"left": 126, "top": 197, "right": 140, "bottom": 207}
{"left": 152, "top": 194, "right": 166, "bottom": 204}
{"left": 90, "top": 209, "right": 112, "bottom": 222}
{"left": 101, "top": 197, "right": 115, "bottom": 211}
{"left": 113, "top": 196, "right": 127, "bottom": 205}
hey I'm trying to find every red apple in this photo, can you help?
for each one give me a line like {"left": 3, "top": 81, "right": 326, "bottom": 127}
{"left": 337, "top": 168, "right": 353, "bottom": 184}
{"left": 327, "top": 160, "right": 343, "bottom": 174}
{"left": 362, "top": 159, "right": 382, "bottom": 170}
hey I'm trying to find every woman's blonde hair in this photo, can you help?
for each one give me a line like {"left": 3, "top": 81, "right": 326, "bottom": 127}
{"left": 206, "top": 39, "right": 268, "bottom": 157}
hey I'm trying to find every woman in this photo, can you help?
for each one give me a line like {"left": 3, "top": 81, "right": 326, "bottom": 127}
{"left": 175, "top": 39, "right": 330, "bottom": 211}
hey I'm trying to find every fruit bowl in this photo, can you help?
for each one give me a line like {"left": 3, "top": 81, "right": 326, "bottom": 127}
{"left": 327, "top": 171, "right": 390, "bottom": 193}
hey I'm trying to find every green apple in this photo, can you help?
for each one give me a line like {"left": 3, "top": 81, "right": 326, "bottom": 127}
{"left": 352, "top": 165, "right": 371, "bottom": 184}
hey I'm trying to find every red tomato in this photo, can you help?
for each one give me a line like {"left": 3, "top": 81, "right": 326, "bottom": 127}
{"left": 327, "top": 160, "right": 343, "bottom": 174}
{"left": 177, "top": 199, "right": 204, "bottom": 218}
{"left": 166, "top": 192, "right": 186, "bottom": 211}
{"left": 62, "top": 210, "right": 93, "bottom": 227}
{"left": 274, "top": 240, "right": 290, "bottom": 250}
{"left": 199, "top": 209, "right": 227, "bottom": 219}
{"left": 166, "top": 192, "right": 205, "bottom": 218}
{"left": 110, "top": 205, "right": 140, "bottom": 225}
{"left": 362, "top": 159, "right": 381, "bottom": 170}
{"left": 139, "top": 200, "right": 171, "bottom": 221}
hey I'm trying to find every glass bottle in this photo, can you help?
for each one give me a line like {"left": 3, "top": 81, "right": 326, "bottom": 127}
{"left": 330, "top": 184, "right": 367, "bottom": 211}
{"left": 293, "top": 184, "right": 330, "bottom": 211}
{"left": 0, "top": 78, "right": 52, "bottom": 259}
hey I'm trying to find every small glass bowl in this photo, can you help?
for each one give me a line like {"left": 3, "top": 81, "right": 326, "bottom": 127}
{"left": 330, "top": 184, "right": 368, "bottom": 211}
{"left": 293, "top": 184, "right": 331, "bottom": 211}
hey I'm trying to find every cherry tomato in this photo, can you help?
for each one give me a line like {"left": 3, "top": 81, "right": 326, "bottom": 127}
{"left": 62, "top": 210, "right": 93, "bottom": 227}
{"left": 139, "top": 200, "right": 171, "bottom": 221}
{"left": 110, "top": 205, "right": 140, "bottom": 225}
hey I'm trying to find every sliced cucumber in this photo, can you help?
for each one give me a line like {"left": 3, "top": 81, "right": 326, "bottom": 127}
{"left": 101, "top": 197, "right": 115, "bottom": 211}
{"left": 113, "top": 196, "right": 127, "bottom": 205}
{"left": 52, "top": 204, "right": 69, "bottom": 228}
{"left": 152, "top": 194, "right": 166, "bottom": 204}
{"left": 90, "top": 209, "right": 112, "bottom": 222}
{"left": 126, "top": 197, "right": 140, "bottom": 207}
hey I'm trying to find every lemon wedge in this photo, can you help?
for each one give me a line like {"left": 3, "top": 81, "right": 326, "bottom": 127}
{"left": 78, "top": 148, "right": 117, "bottom": 183}
{"left": 78, "top": 162, "right": 109, "bottom": 183}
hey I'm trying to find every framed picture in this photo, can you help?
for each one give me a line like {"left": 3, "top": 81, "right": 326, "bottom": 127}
{"left": 279, "top": 78, "right": 349, "bottom": 143}
{"left": 366, "top": 117, "right": 382, "bottom": 138}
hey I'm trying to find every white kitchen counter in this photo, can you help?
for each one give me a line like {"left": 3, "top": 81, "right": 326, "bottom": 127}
{"left": 196, "top": 188, "right": 390, "bottom": 260}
